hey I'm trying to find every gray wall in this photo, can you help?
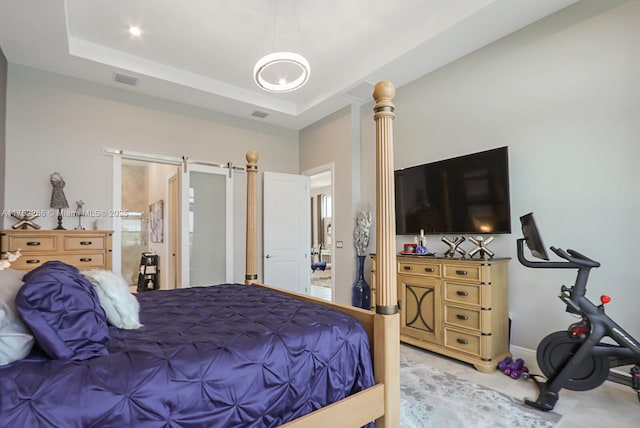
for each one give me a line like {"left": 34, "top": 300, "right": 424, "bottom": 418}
{"left": 0, "top": 45, "right": 6, "bottom": 213}
{"left": 3, "top": 65, "right": 299, "bottom": 282}
{"left": 360, "top": 0, "right": 639, "bottom": 349}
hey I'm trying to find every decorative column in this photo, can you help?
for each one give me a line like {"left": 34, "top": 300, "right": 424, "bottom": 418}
{"left": 373, "top": 81, "right": 400, "bottom": 428}
{"left": 245, "top": 151, "right": 259, "bottom": 285}
{"left": 373, "top": 81, "right": 397, "bottom": 315}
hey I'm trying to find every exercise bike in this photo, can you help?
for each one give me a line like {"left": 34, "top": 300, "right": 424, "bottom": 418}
{"left": 517, "top": 212, "right": 640, "bottom": 411}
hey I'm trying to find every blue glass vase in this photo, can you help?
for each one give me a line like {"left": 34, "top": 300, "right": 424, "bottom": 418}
{"left": 351, "top": 255, "right": 371, "bottom": 310}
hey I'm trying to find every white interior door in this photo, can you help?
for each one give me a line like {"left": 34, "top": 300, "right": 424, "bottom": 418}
{"left": 263, "top": 171, "right": 310, "bottom": 294}
{"left": 181, "top": 164, "right": 232, "bottom": 287}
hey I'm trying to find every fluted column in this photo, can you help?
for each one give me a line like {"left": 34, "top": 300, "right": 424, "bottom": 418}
{"left": 373, "top": 81, "right": 397, "bottom": 314}
{"left": 245, "top": 151, "right": 259, "bottom": 284}
{"left": 373, "top": 81, "right": 400, "bottom": 428}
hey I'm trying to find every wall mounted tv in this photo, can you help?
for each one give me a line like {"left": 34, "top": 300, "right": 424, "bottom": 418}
{"left": 394, "top": 146, "right": 511, "bottom": 235}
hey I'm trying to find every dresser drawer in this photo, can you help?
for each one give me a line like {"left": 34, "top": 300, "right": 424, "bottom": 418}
{"left": 442, "top": 264, "right": 481, "bottom": 282}
{"left": 444, "top": 327, "right": 481, "bottom": 356}
{"left": 65, "top": 236, "right": 106, "bottom": 251}
{"left": 398, "top": 260, "right": 441, "bottom": 277}
{"left": 444, "top": 305, "right": 481, "bottom": 331}
{"left": 3, "top": 235, "right": 57, "bottom": 252}
{"left": 443, "top": 281, "right": 480, "bottom": 306}
{"left": 11, "top": 253, "right": 106, "bottom": 270}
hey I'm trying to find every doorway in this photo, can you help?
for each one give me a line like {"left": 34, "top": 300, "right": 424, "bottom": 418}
{"left": 303, "top": 164, "right": 335, "bottom": 302}
{"left": 120, "top": 159, "right": 180, "bottom": 290}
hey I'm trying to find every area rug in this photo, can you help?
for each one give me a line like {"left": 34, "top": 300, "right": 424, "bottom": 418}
{"left": 400, "top": 354, "right": 562, "bottom": 428}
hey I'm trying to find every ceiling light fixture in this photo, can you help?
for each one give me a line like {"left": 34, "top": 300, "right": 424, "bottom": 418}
{"left": 254, "top": 51, "right": 310, "bottom": 93}
{"left": 129, "top": 26, "right": 142, "bottom": 37}
{"left": 254, "top": 0, "right": 310, "bottom": 93}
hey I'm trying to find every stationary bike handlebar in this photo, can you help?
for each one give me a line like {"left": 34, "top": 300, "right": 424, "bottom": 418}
{"left": 551, "top": 247, "right": 600, "bottom": 268}
{"left": 517, "top": 239, "right": 600, "bottom": 269}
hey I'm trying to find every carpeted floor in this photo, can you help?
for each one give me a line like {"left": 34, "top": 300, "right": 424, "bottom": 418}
{"left": 400, "top": 353, "right": 562, "bottom": 428}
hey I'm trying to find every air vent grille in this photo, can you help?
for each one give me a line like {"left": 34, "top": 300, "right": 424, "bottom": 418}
{"left": 114, "top": 73, "right": 139, "bottom": 86}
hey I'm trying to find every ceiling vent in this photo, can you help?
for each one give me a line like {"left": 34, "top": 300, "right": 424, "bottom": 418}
{"left": 251, "top": 110, "right": 269, "bottom": 119}
{"left": 113, "top": 73, "right": 139, "bottom": 86}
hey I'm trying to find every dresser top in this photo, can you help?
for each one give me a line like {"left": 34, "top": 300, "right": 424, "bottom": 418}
{"left": 1, "top": 229, "right": 113, "bottom": 235}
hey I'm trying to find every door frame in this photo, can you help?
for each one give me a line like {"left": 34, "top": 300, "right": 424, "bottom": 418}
{"left": 302, "top": 162, "right": 335, "bottom": 301}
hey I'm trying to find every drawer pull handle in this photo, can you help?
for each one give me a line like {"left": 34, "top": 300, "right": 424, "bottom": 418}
{"left": 80, "top": 241, "right": 93, "bottom": 246}
{"left": 456, "top": 270, "right": 468, "bottom": 276}
{"left": 456, "top": 338, "right": 469, "bottom": 345}
{"left": 456, "top": 314, "right": 469, "bottom": 320}
{"left": 26, "top": 241, "right": 41, "bottom": 246}
{"left": 403, "top": 266, "right": 413, "bottom": 271}
{"left": 79, "top": 258, "right": 92, "bottom": 262}
{"left": 26, "top": 259, "right": 41, "bottom": 264}
{"left": 424, "top": 267, "right": 435, "bottom": 272}
{"left": 456, "top": 290, "right": 469, "bottom": 296}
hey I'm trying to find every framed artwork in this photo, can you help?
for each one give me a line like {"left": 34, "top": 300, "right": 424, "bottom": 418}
{"left": 149, "top": 200, "right": 164, "bottom": 243}
{"left": 323, "top": 216, "right": 332, "bottom": 246}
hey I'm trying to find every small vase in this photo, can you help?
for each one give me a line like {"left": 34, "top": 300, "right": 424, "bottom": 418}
{"left": 351, "top": 255, "right": 371, "bottom": 310}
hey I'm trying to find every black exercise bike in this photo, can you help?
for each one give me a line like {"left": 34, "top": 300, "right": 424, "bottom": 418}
{"left": 517, "top": 212, "right": 640, "bottom": 411}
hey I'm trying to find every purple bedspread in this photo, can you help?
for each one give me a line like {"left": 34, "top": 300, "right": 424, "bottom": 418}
{"left": 0, "top": 284, "right": 374, "bottom": 427}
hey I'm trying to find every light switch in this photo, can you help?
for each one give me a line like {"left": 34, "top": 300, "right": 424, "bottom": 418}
{"left": 336, "top": 241, "right": 343, "bottom": 248}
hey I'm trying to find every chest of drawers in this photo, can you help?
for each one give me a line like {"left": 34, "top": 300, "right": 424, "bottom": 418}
{"left": 1, "top": 229, "right": 113, "bottom": 271}
{"left": 372, "top": 254, "right": 511, "bottom": 373}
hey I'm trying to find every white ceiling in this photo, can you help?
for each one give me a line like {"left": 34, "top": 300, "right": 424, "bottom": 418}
{"left": 0, "top": 0, "right": 578, "bottom": 130}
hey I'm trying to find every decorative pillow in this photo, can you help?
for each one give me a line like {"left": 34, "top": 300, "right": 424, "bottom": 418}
{"left": 16, "top": 261, "right": 110, "bottom": 360}
{"left": 82, "top": 269, "right": 142, "bottom": 329}
{"left": 0, "top": 268, "right": 35, "bottom": 366}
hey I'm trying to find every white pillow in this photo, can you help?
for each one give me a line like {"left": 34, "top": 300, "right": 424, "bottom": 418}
{"left": 82, "top": 270, "right": 142, "bottom": 330}
{"left": 0, "top": 268, "right": 35, "bottom": 366}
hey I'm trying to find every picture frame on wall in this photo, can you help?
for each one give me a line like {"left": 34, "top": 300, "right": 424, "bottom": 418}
{"left": 149, "top": 200, "right": 164, "bottom": 243}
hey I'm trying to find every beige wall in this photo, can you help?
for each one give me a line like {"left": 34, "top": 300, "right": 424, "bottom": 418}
{"left": 300, "top": 107, "right": 356, "bottom": 305}
{"left": 361, "top": 0, "right": 639, "bottom": 349}
{"left": 3, "top": 65, "right": 299, "bottom": 282}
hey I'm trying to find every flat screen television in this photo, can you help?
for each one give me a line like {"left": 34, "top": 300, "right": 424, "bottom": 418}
{"left": 394, "top": 146, "right": 511, "bottom": 235}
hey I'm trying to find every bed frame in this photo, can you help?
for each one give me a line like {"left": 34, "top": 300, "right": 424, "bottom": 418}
{"left": 243, "top": 81, "right": 400, "bottom": 428}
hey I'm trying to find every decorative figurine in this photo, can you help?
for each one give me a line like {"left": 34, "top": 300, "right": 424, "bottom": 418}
{"left": 11, "top": 212, "right": 41, "bottom": 230}
{"left": 50, "top": 172, "right": 69, "bottom": 230}
{"left": 416, "top": 229, "right": 429, "bottom": 254}
{"left": 468, "top": 236, "right": 495, "bottom": 259}
{"left": 442, "top": 236, "right": 466, "bottom": 257}
{"left": 74, "top": 200, "right": 86, "bottom": 230}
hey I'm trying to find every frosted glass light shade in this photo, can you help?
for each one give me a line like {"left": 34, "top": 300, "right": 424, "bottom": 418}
{"left": 254, "top": 51, "right": 310, "bottom": 93}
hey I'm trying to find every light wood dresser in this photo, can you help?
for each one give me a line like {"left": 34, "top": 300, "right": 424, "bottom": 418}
{"left": 1, "top": 229, "right": 113, "bottom": 271}
{"left": 372, "top": 254, "right": 510, "bottom": 373}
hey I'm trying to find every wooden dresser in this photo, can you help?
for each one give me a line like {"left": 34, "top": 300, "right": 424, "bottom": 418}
{"left": 372, "top": 254, "right": 510, "bottom": 373}
{"left": 1, "top": 229, "right": 113, "bottom": 271}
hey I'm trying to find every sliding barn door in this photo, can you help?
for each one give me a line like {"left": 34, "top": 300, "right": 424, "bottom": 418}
{"left": 181, "top": 164, "right": 233, "bottom": 287}
{"left": 263, "top": 171, "right": 310, "bottom": 294}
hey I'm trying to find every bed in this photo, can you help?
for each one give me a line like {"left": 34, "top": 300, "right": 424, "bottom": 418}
{"left": 0, "top": 81, "right": 400, "bottom": 427}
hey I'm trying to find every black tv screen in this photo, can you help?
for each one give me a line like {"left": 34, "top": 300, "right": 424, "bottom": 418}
{"left": 394, "top": 146, "right": 511, "bottom": 235}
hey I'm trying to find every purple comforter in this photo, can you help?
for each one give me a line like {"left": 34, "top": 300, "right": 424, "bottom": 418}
{"left": 0, "top": 284, "right": 374, "bottom": 427}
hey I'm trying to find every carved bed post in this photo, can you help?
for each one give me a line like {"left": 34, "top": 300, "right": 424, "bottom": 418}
{"left": 373, "top": 81, "right": 400, "bottom": 428}
{"left": 245, "top": 150, "right": 259, "bottom": 285}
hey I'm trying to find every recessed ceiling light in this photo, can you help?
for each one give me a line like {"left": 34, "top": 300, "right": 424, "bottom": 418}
{"left": 129, "top": 26, "right": 142, "bottom": 37}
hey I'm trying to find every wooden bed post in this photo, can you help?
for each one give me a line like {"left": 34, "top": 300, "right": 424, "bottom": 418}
{"left": 373, "top": 81, "right": 400, "bottom": 428}
{"left": 245, "top": 150, "right": 259, "bottom": 285}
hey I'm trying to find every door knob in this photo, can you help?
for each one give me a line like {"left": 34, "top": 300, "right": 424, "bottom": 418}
{"left": 266, "top": 254, "right": 271, "bottom": 258}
